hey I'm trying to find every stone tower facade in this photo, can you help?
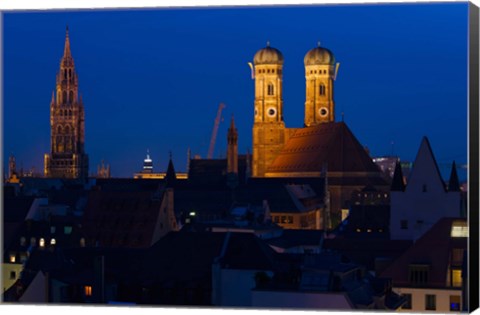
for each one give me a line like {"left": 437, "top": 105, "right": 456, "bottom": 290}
{"left": 304, "top": 43, "right": 336, "bottom": 126}
{"left": 44, "top": 27, "right": 88, "bottom": 179}
{"left": 252, "top": 44, "right": 287, "bottom": 177}
{"left": 252, "top": 43, "right": 339, "bottom": 177}
{"left": 227, "top": 116, "right": 238, "bottom": 174}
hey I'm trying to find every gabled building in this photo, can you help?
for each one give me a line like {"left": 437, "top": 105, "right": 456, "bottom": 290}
{"left": 380, "top": 217, "right": 467, "bottom": 312}
{"left": 390, "top": 137, "right": 462, "bottom": 241}
{"left": 81, "top": 182, "right": 177, "bottom": 248}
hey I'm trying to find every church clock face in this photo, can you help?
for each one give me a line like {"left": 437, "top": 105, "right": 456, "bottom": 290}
{"left": 267, "top": 107, "right": 277, "bottom": 117}
{"left": 319, "top": 107, "right": 328, "bottom": 117}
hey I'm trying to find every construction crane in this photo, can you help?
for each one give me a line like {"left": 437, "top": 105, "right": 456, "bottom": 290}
{"left": 207, "top": 103, "right": 226, "bottom": 159}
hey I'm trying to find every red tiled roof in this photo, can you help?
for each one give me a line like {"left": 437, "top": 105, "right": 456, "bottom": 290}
{"left": 380, "top": 217, "right": 467, "bottom": 288}
{"left": 267, "top": 122, "right": 381, "bottom": 174}
{"left": 82, "top": 190, "right": 163, "bottom": 248}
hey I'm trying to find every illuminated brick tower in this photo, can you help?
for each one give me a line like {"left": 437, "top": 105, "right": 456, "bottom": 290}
{"left": 304, "top": 43, "right": 337, "bottom": 126}
{"left": 251, "top": 43, "right": 288, "bottom": 177}
{"left": 44, "top": 27, "right": 88, "bottom": 179}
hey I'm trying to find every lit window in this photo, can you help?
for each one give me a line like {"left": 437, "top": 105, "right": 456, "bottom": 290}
{"left": 451, "top": 221, "right": 468, "bottom": 237}
{"left": 425, "top": 294, "right": 436, "bottom": 311}
{"left": 64, "top": 226, "right": 73, "bottom": 235}
{"left": 85, "top": 286, "right": 92, "bottom": 296}
{"left": 80, "top": 238, "right": 86, "bottom": 247}
{"left": 189, "top": 212, "right": 196, "bottom": 217}
{"left": 450, "top": 295, "right": 461, "bottom": 311}
{"left": 9, "top": 254, "right": 16, "bottom": 263}
{"left": 341, "top": 209, "right": 349, "bottom": 221}
{"left": 50, "top": 238, "right": 56, "bottom": 245}
{"left": 452, "top": 269, "right": 462, "bottom": 287}
{"left": 39, "top": 238, "right": 45, "bottom": 248}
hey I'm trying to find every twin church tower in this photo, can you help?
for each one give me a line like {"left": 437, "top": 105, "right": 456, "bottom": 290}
{"left": 252, "top": 43, "right": 339, "bottom": 177}
{"left": 43, "top": 28, "right": 338, "bottom": 179}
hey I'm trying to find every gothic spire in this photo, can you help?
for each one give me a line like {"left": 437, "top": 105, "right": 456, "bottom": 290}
{"left": 165, "top": 154, "right": 177, "bottom": 187}
{"left": 61, "top": 25, "right": 74, "bottom": 67}
{"left": 448, "top": 161, "right": 460, "bottom": 192}
{"left": 64, "top": 26, "right": 71, "bottom": 57}
{"left": 391, "top": 161, "right": 406, "bottom": 192}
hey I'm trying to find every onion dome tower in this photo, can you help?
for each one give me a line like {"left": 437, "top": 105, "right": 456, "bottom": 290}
{"left": 252, "top": 42, "right": 287, "bottom": 177}
{"left": 304, "top": 42, "right": 337, "bottom": 127}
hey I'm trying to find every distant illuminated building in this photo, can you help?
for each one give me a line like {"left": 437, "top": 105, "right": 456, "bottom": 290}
{"left": 96, "top": 160, "right": 111, "bottom": 178}
{"left": 44, "top": 26, "right": 89, "bottom": 179}
{"left": 134, "top": 151, "right": 187, "bottom": 179}
{"left": 143, "top": 150, "right": 154, "bottom": 173}
{"left": 372, "top": 156, "right": 399, "bottom": 178}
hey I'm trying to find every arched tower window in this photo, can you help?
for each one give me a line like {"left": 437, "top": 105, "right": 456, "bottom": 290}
{"left": 69, "top": 69, "right": 72, "bottom": 79}
{"left": 64, "top": 69, "right": 67, "bottom": 79}
{"left": 66, "top": 137, "right": 72, "bottom": 151}
{"left": 65, "top": 125, "right": 70, "bottom": 134}
{"left": 267, "top": 84, "right": 275, "bottom": 96}
{"left": 69, "top": 110, "right": 72, "bottom": 116}
{"left": 69, "top": 91, "right": 74, "bottom": 104}
{"left": 319, "top": 84, "right": 326, "bottom": 96}
{"left": 62, "top": 91, "right": 67, "bottom": 104}
{"left": 57, "top": 125, "right": 63, "bottom": 134}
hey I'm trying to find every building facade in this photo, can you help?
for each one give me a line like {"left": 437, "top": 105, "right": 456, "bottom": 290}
{"left": 44, "top": 27, "right": 88, "bottom": 179}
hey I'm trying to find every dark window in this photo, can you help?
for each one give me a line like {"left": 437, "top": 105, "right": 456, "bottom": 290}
{"left": 267, "top": 84, "right": 274, "bottom": 96}
{"left": 10, "top": 271, "right": 16, "bottom": 280}
{"left": 69, "top": 91, "right": 74, "bottom": 104}
{"left": 401, "top": 220, "right": 408, "bottom": 230}
{"left": 409, "top": 265, "right": 429, "bottom": 285}
{"left": 62, "top": 91, "right": 67, "bottom": 104}
{"left": 422, "top": 184, "right": 427, "bottom": 192}
{"left": 425, "top": 294, "right": 436, "bottom": 310}
{"left": 319, "top": 84, "right": 326, "bottom": 96}
{"left": 402, "top": 294, "right": 412, "bottom": 309}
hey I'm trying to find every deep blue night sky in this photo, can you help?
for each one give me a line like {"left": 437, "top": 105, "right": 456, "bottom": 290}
{"left": 3, "top": 3, "right": 469, "bottom": 179}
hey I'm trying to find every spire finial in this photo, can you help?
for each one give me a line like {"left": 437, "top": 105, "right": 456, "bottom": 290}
{"left": 169, "top": 151, "right": 173, "bottom": 160}
{"left": 266, "top": 40, "right": 270, "bottom": 47}
{"left": 63, "top": 25, "right": 72, "bottom": 60}
{"left": 317, "top": 41, "right": 321, "bottom": 47}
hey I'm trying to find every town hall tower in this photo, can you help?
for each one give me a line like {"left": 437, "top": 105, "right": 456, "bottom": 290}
{"left": 44, "top": 27, "right": 89, "bottom": 179}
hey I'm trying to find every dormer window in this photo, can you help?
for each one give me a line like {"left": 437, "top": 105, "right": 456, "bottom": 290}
{"left": 409, "top": 264, "right": 429, "bottom": 285}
